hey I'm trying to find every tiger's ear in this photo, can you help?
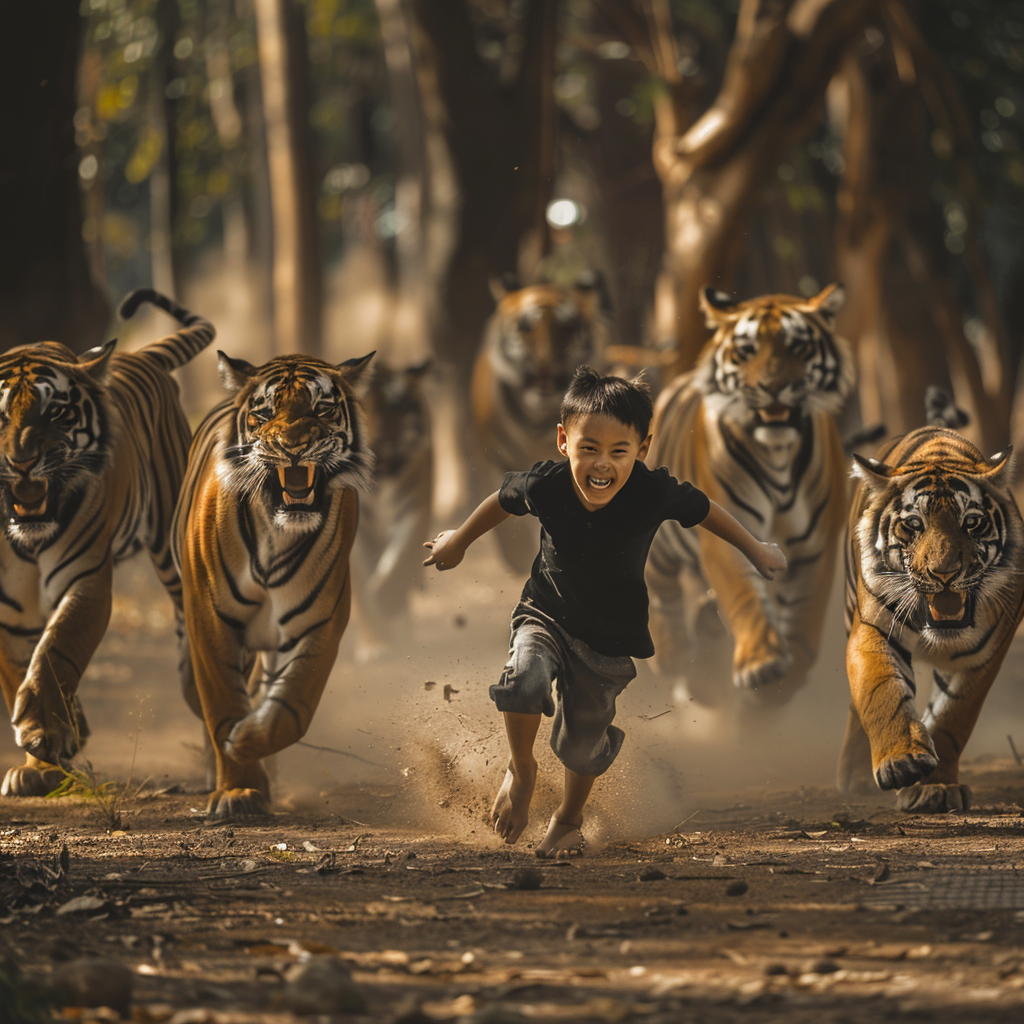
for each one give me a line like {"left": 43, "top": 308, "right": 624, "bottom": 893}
{"left": 977, "top": 445, "right": 1013, "bottom": 480}
{"left": 78, "top": 338, "right": 117, "bottom": 381}
{"left": 489, "top": 272, "right": 520, "bottom": 304}
{"left": 806, "top": 282, "right": 845, "bottom": 321}
{"left": 699, "top": 287, "right": 737, "bottom": 329}
{"left": 337, "top": 351, "right": 375, "bottom": 396}
{"left": 851, "top": 452, "right": 895, "bottom": 492}
{"left": 217, "top": 351, "right": 258, "bottom": 393}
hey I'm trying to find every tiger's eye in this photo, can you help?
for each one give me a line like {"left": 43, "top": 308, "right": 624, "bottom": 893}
{"left": 247, "top": 414, "right": 259, "bottom": 428}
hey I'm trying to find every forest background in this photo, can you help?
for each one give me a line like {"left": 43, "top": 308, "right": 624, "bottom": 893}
{"left": 1, "top": 0, "right": 1023, "bottom": 516}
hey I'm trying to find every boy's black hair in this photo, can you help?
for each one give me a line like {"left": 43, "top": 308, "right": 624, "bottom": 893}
{"left": 560, "top": 365, "right": 653, "bottom": 438}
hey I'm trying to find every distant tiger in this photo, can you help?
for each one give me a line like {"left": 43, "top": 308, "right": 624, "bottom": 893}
{"left": 0, "top": 289, "right": 215, "bottom": 795}
{"left": 172, "top": 349, "right": 374, "bottom": 819}
{"left": 645, "top": 285, "right": 852, "bottom": 709}
{"left": 351, "top": 359, "right": 432, "bottom": 660}
{"left": 471, "top": 273, "right": 612, "bottom": 572}
{"left": 837, "top": 417, "right": 1024, "bottom": 813}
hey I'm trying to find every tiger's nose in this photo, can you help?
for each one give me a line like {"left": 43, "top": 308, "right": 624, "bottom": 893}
{"left": 9, "top": 457, "right": 39, "bottom": 474}
{"left": 929, "top": 568, "right": 960, "bottom": 585}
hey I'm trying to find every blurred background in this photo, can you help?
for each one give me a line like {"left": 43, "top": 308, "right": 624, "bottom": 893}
{"left": 3, "top": 1, "right": 1023, "bottom": 456}
{"left": 1, "top": 0, "right": 1024, "bottom": 819}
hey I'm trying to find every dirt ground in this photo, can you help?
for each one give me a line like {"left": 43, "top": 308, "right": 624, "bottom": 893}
{"left": 3, "top": 543, "right": 1024, "bottom": 1023}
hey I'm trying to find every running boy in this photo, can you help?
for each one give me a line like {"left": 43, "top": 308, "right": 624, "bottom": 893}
{"left": 423, "top": 367, "right": 786, "bottom": 857}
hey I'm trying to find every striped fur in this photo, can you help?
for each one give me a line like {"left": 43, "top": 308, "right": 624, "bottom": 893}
{"left": 837, "top": 427, "right": 1024, "bottom": 812}
{"left": 351, "top": 360, "right": 433, "bottom": 659}
{"left": 470, "top": 276, "right": 612, "bottom": 572}
{"left": 172, "top": 351, "right": 374, "bottom": 819}
{"left": 0, "top": 289, "right": 215, "bottom": 796}
{"left": 645, "top": 285, "right": 852, "bottom": 708}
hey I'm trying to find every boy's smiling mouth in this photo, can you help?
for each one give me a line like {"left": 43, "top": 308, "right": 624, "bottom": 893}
{"left": 587, "top": 475, "right": 612, "bottom": 490}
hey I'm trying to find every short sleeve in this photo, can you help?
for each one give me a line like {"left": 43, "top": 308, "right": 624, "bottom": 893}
{"left": 654, "top": 468, "right": 710, "bottom": 527}
{"left": 498, "top": 470, "right": 533, "bottom": 517}
{"left": 497, "top": 460, "right": 560, "bottom": 517}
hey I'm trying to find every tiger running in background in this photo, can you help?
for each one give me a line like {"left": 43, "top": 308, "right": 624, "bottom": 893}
{"left": 471, "top": 272, "right": 612, "bottom": 572}
{"left": 837, "top": 415, "right": 1024, "bottom": 813}
{"left": 351, "top": 359, "right": 433, "bottom": 661}
{"left": 173, "top": 349, "right": 374, "bottom": 819}
{"left": 645, "top": 284, "right": 852, "bottom": 711}
{"left": 0, "top": 289, "right": 215, "bottom": 796}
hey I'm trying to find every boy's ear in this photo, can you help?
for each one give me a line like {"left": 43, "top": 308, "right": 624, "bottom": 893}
{"left": 637, "top": 434, "right": 652, "bottom": 462}
{"left": 556, "top": 423, "right": 568, "bottom": 457}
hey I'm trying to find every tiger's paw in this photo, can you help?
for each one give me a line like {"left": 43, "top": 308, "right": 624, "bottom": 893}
{"left": 896, "top": 782, "right": 971, "bottom": 814}
{"left": 12, "top": 688, "right": 87, "bottom": 765}
{"left": 873, "top": 744, "right": 938, "bottom": 791}
{"left": 206, "top": 787, "right": 271, "bottom": 820}
{"left": 1, "top": 762, "right": 66, "bottom": 797}
{"left": 733, "top": 652, "right": 789, "bottom": 691}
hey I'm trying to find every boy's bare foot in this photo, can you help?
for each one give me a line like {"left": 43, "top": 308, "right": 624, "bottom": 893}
{"left": 535, "top": 816, "right": 586, "bottom": 859}
{"left": 491, "top": 759, "right": 537, "bottom": 843}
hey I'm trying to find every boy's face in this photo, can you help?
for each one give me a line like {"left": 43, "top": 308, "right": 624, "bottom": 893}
{"left": 557, "top": 413, "right": 651, "bottom": 512}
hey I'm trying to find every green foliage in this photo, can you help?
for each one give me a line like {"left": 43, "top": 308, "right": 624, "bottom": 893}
{"left": 45, "top": 761, "right": 125, "bottom": 830}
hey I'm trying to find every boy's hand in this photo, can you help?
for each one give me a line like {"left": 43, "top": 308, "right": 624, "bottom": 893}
{"left": 751, "top": 541, "right": 787, "bottom": 581}
{"left": 423, "top": 530, "right": 465, "bottom": 571}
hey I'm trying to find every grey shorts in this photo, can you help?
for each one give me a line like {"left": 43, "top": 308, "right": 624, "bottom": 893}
{"left": 488, "top": 602, "right": 637, "bottom": 776}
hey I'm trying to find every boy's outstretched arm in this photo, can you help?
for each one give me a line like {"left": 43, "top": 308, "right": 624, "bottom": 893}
{"left": 699, "top": 501, "right": 787, "bottom": 580}
{"left": 423, "top": 491, "right": 511, "bottom": 571}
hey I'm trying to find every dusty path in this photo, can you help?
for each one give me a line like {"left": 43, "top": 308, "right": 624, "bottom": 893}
{"left": 2, "top": 545, "right": 1024, "bottom": 1022}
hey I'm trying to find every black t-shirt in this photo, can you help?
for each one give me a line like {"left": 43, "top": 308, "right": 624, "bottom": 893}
{"left": 498, "top": 459, "right": 710, "bottom": 658}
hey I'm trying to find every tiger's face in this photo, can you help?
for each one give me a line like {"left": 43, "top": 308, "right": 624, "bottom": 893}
{"left": 698, "top": 285, "right": 852, "bottom": 445}
{"left": 853, "top": 437, "right": 1018, "bottom": 642}
{"left": 0, "top": 342, "right": 115, "bottom": 544}
{"left": 362, "top": 360, "right": 431, "bottom": 479}
{"left": 219, "top": 351, "right": 375, "bottom": 533}
{"left": 486, "top": 278, "right": 607, "bottom": 421}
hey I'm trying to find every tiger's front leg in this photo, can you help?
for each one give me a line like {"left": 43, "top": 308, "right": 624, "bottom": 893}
{"left": 844, "top": 609, "right": 937, "bottom": 792}
{"left": 2, "top": 565, "right": 112, "bottom": 796}
{"left": 700, "top": 533, "right": 789, "bottom": 692}
{"left": 897, "top": 655, "right": 1008, "bottom": 813}
{"left": 185, "top": 580, "right": 350, "bottom": 821}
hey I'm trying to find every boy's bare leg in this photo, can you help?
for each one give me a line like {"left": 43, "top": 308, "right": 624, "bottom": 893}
{"left": 536, "top": 766, "right": 596, "bottom": 857}
{"left": 491, "top": 711, "right": 540, "bottom": 843}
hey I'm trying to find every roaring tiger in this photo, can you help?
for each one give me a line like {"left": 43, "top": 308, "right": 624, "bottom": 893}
{"left": 172, "top": 349, "right": 374, "bottom": 819}
{"left": 471, "top": 273, "right": 611, "bottom": 572}
{"left": 836, "top": 426, "right": 1024, "bottom": 813}
{"left": 0, "top": 288, "right": 215, "bottom": 795}
{"left": 351, "top": 359, "right": 432, "bottom": 660}
{"left": 645, "top": 285, "right": 852, "bottom": 708}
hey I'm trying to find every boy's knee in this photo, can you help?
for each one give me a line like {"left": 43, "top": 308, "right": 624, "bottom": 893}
{"left": 490, "top": 660, "right": 556, "bottom": 716}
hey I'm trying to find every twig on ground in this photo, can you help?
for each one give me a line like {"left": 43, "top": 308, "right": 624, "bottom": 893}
{"left": 296, "top": 740, "right": 389, "bottom": 769}
{"left": 1008, "top": 734, "right": 1023, "bottom": 768}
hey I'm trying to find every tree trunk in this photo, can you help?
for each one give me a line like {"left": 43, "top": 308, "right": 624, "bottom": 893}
{"left": 649, "top": 0, "right": 883, "bottom": 377}
{"left": 253, "top": 0, "right": 323, "bottom": 355}
{"left": 0, "top": 2, "right": 109, "bottom": 353}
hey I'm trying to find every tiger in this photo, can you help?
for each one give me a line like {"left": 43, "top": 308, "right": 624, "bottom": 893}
{"left": 470, "top": 272, "right": 612, "bottom": 572}
{"left": 172, "top": 349, "right": 374, "bottom": 819}
{"left": 645, "top": 284, "right": 852, "bottom": 709}
{"left": 0, "top": 288, "right": 215, "bottom": 796}
{"left": 836, "top": 424, "right": 1024, "bottom": 813}
{"left": 350, "top": 359, "right": 433, "bottom": 661}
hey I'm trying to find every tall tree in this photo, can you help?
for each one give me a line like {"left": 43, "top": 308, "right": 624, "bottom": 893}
{"left": 0, "top": 2, "right": 109, "bottom": 353}
{"left": 253, "top": 0, "right": 323, "bottom": 354}
{"left": 624, "top": 0, "right": 883, "bottom": 377}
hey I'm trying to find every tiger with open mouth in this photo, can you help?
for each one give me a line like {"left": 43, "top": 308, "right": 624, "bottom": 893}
{"left": 0, "top": 289, "right": 215, "bottom": 796}
{"left": 837, "top": 423, "right": 1024, "bottom": 812}
{"left": 172, "top": 349, "right": 374, "bottom": 819}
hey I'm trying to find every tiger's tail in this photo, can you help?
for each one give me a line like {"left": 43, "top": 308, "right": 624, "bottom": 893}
{"left": 119, "top": 288, "right": 216, "bottom": 372}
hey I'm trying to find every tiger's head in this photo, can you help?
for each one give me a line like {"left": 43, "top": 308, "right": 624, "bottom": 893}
{"left": 485, "top": 273, "right": 610, "bottom": 421}
{"left": 362, "top": 359, "right": 431, "bottom": 479}
{"left": 0, "top": 340, "right": 116, "bottom": 545}
{"left": 697, "top": 284, "right": 853, "bottom": 445}
{"left": 853, "top": 429, "right": 1021, "bottom": 644}
{"left": 218, "top": 351, "right": 375, "bottom": 533}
